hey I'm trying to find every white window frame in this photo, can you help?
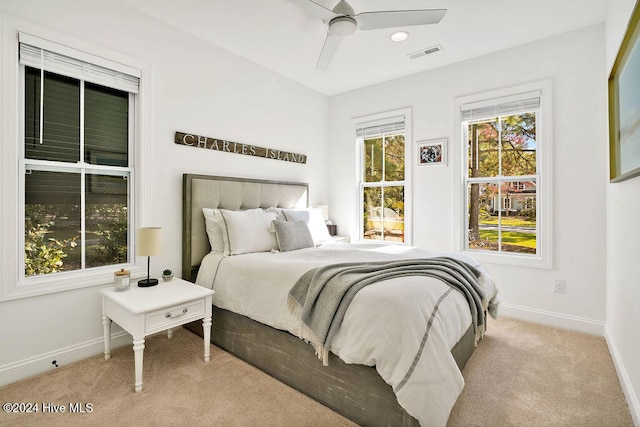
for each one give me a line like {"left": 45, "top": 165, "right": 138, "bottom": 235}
{"left": 0, "top": 22, "right": 152, "bottom": 301}
{"left": 452, "top": 80, "right": 553, "bottom": 269}
{"left": 354, "top": 107, "right": 413, "bottom": 245}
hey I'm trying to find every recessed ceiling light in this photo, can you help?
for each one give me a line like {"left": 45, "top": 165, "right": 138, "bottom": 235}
{"left": 391, "top": 31, "right": 409, "bottom": 42}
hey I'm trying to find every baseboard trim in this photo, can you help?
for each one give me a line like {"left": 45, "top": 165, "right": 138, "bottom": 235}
{"left": 604, "top": 326, "right": 640, "bottom": 427}
{"left": 0, "top": 331, "right": 131, "bottom": 387}
{"left": 498, "top": 303, "right": 605, "bottom": 335}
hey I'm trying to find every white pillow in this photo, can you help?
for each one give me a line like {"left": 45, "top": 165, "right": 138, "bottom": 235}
{"left": 265, "top": 207, "right": 286, "bottom": 221}
{"left": 219, "top": 209, "right": 278, "bottom": 255}
{"left": 282, "top": 208, "right": 331, "bottom": 245}
{"left": 202, "top": 208, "right": 224, "bottom": 252}
{"left": 202, "top": 208, "right": 262, "bottom": 252}
{"left": 307, "top": 208, "right": 332, "bottom": 244}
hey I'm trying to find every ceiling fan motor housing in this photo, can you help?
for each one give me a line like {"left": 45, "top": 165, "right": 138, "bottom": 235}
{"left": 329, "top": 16, "right": 357, "bottom": 36}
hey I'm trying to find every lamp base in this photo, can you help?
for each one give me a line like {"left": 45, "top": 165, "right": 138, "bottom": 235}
{"left": 138, "top": 278, "right": 159, "bottom": 287}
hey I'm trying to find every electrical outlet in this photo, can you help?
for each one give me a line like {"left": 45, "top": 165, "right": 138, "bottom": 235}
{"left": 553, "top": 279, "right": 566, "bottom": 294}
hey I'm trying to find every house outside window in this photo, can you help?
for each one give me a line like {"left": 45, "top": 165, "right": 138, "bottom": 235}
{"left": 356, "top": 109, "right": 412, "bottom": 244}
{"left": 19, "top": 34, "right": 140, "bottom": 279}
{"left": 455, "top": 81, "right": 552, "bottom": 268}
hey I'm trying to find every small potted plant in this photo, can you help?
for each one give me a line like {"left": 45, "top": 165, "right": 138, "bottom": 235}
{"left": 162, "top": 269, "right": 173, "bottom": 282}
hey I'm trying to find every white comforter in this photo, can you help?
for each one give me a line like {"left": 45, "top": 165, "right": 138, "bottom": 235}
{"left": 196, "top": 242, "right": 497, "bottom": 426}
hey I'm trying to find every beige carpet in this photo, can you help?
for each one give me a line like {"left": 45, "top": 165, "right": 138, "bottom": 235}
{"left": 0, "top": 317, "right": 633, "bottom": 427}
{"left": 448, "top": 318, "right": 633, "bottom": 427}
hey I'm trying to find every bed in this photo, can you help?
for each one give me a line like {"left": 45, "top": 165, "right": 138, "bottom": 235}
{"left": 181, "top": 173, "right": 498, "bottom": 426}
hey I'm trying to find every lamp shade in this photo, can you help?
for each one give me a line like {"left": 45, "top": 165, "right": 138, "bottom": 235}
{"left": 316, "top": 205, "right": 329, "bottom": 221}
{"left": 136, "top": 227, "right": 162, "bottom": 257}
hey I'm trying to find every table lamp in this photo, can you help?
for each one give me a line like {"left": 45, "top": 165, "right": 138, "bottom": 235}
{"left": 137, "top": 227, "right": 162, "bottom": 287}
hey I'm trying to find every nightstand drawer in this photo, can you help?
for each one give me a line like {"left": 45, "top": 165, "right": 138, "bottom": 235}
{"left": 145, "top": 299, "right": 205, "bottom": 334}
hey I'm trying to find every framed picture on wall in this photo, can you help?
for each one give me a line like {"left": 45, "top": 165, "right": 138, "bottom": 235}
{"left": 609, "top": 0, "right": 640, "bottom": 182}
{"left": 417, "top": 138, "right": 447, "bottom": 166}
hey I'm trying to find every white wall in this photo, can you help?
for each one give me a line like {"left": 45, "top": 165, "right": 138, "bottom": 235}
{"left": 0, "top": 0, "right": 329, "bottom": 385}
{"left": 605, "top": 0, "right": 640, "bottom": 424}
{"left": 328, "top": 25, "right": 609, "bottom": 334}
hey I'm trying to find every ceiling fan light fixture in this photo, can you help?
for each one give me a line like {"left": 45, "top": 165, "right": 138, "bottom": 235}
{"left": 391, "top": 31, "right": 409, "bottom": 42}
{"left": 329, "top": 16, "right": 357, "bottom": 37}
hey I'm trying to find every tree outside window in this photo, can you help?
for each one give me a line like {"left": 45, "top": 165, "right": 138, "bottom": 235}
{"left": 466, "top": 112, "right": 538, "bottom": 254}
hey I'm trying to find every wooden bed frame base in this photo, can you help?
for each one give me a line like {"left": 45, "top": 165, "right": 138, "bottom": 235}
{"left": 185, "top": 306, "right": 475, "bottom": 426}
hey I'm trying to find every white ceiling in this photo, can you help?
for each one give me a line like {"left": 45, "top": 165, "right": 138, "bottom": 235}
{"left": 120, "top": 0, "right": 611, "bottom": 96}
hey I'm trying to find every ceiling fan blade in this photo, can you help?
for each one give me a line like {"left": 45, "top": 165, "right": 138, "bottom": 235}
{"left": 284, "top": 0, "right": 337, "bottom": 22}
{"left": 316, "top": 32, "right": 343, "bottom": 71}
{"left": 356, "top": 9, "right": 447, "bottom": 31}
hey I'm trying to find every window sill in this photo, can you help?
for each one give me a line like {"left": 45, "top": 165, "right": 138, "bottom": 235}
{"left": 1, "top": 264, "right": 147, "bottom": 302}
{"left": 464, "top": 249, "right": 552, "bottom": 270}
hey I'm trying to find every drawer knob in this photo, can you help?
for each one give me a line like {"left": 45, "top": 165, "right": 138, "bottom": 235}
{"left": 165, "top": 307, "right": 188, "bottom": 319}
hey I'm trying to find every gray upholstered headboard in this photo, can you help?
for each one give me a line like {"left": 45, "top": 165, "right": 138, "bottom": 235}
{"left": 182, "top": 174, "right": 309, "bottom": 281}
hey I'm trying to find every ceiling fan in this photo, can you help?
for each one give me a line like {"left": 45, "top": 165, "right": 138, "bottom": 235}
{"left": 285, "top": 0, "right": 446, "bottom": 70}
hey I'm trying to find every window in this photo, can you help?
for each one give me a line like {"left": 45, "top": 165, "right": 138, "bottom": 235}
{"left": 356, "top": 110, "right": 412, "bottom": 244}
{"left": 455, "top": 81, "right": 552, "bottom": 268}
{"left": 19, "top": 34, "right": 140, "bottom": 279}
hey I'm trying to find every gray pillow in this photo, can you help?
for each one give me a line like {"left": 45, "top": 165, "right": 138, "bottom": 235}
{"left": 272, "top": 220, "right": 315, "bottom": 252}
{"left": 282, "top": 209, "right": 310, "bottom": 223}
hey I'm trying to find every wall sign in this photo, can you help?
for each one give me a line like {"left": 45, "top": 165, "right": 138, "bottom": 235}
{"left": 175, "top": 131, "right": 307, "bottom": 164}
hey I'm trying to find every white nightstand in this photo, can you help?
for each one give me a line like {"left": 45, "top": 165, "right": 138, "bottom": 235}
{"left": 331, "top": 235, "right": 350, "bottom": 243}
{"left": 101, "top": 277, "right": 214, "bottom": 392}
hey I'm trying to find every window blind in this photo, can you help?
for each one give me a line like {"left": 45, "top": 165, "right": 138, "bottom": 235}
{"left": 19, "top": 33, "right": 140, "bottom": 93}
{"left": 24, "top": 67, "right": 80, "bottom": 160}
{"left": 461, "top": 91, "right": 540, "bottom": 121}
{"left": 356, "top": 115, "right": 405, "bottom": 137}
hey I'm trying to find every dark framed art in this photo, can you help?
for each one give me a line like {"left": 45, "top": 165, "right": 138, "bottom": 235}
{"left": 609, "top": 0, "right": 640, "bottom": 182}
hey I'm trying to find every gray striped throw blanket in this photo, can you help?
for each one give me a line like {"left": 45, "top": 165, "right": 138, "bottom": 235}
{"left": 287, "top": 256, "right": 487, "bottom": 365}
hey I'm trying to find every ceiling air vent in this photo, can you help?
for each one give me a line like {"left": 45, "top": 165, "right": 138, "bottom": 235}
{"left": 408, "top": 45, "right": 443, "bottom": 60}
